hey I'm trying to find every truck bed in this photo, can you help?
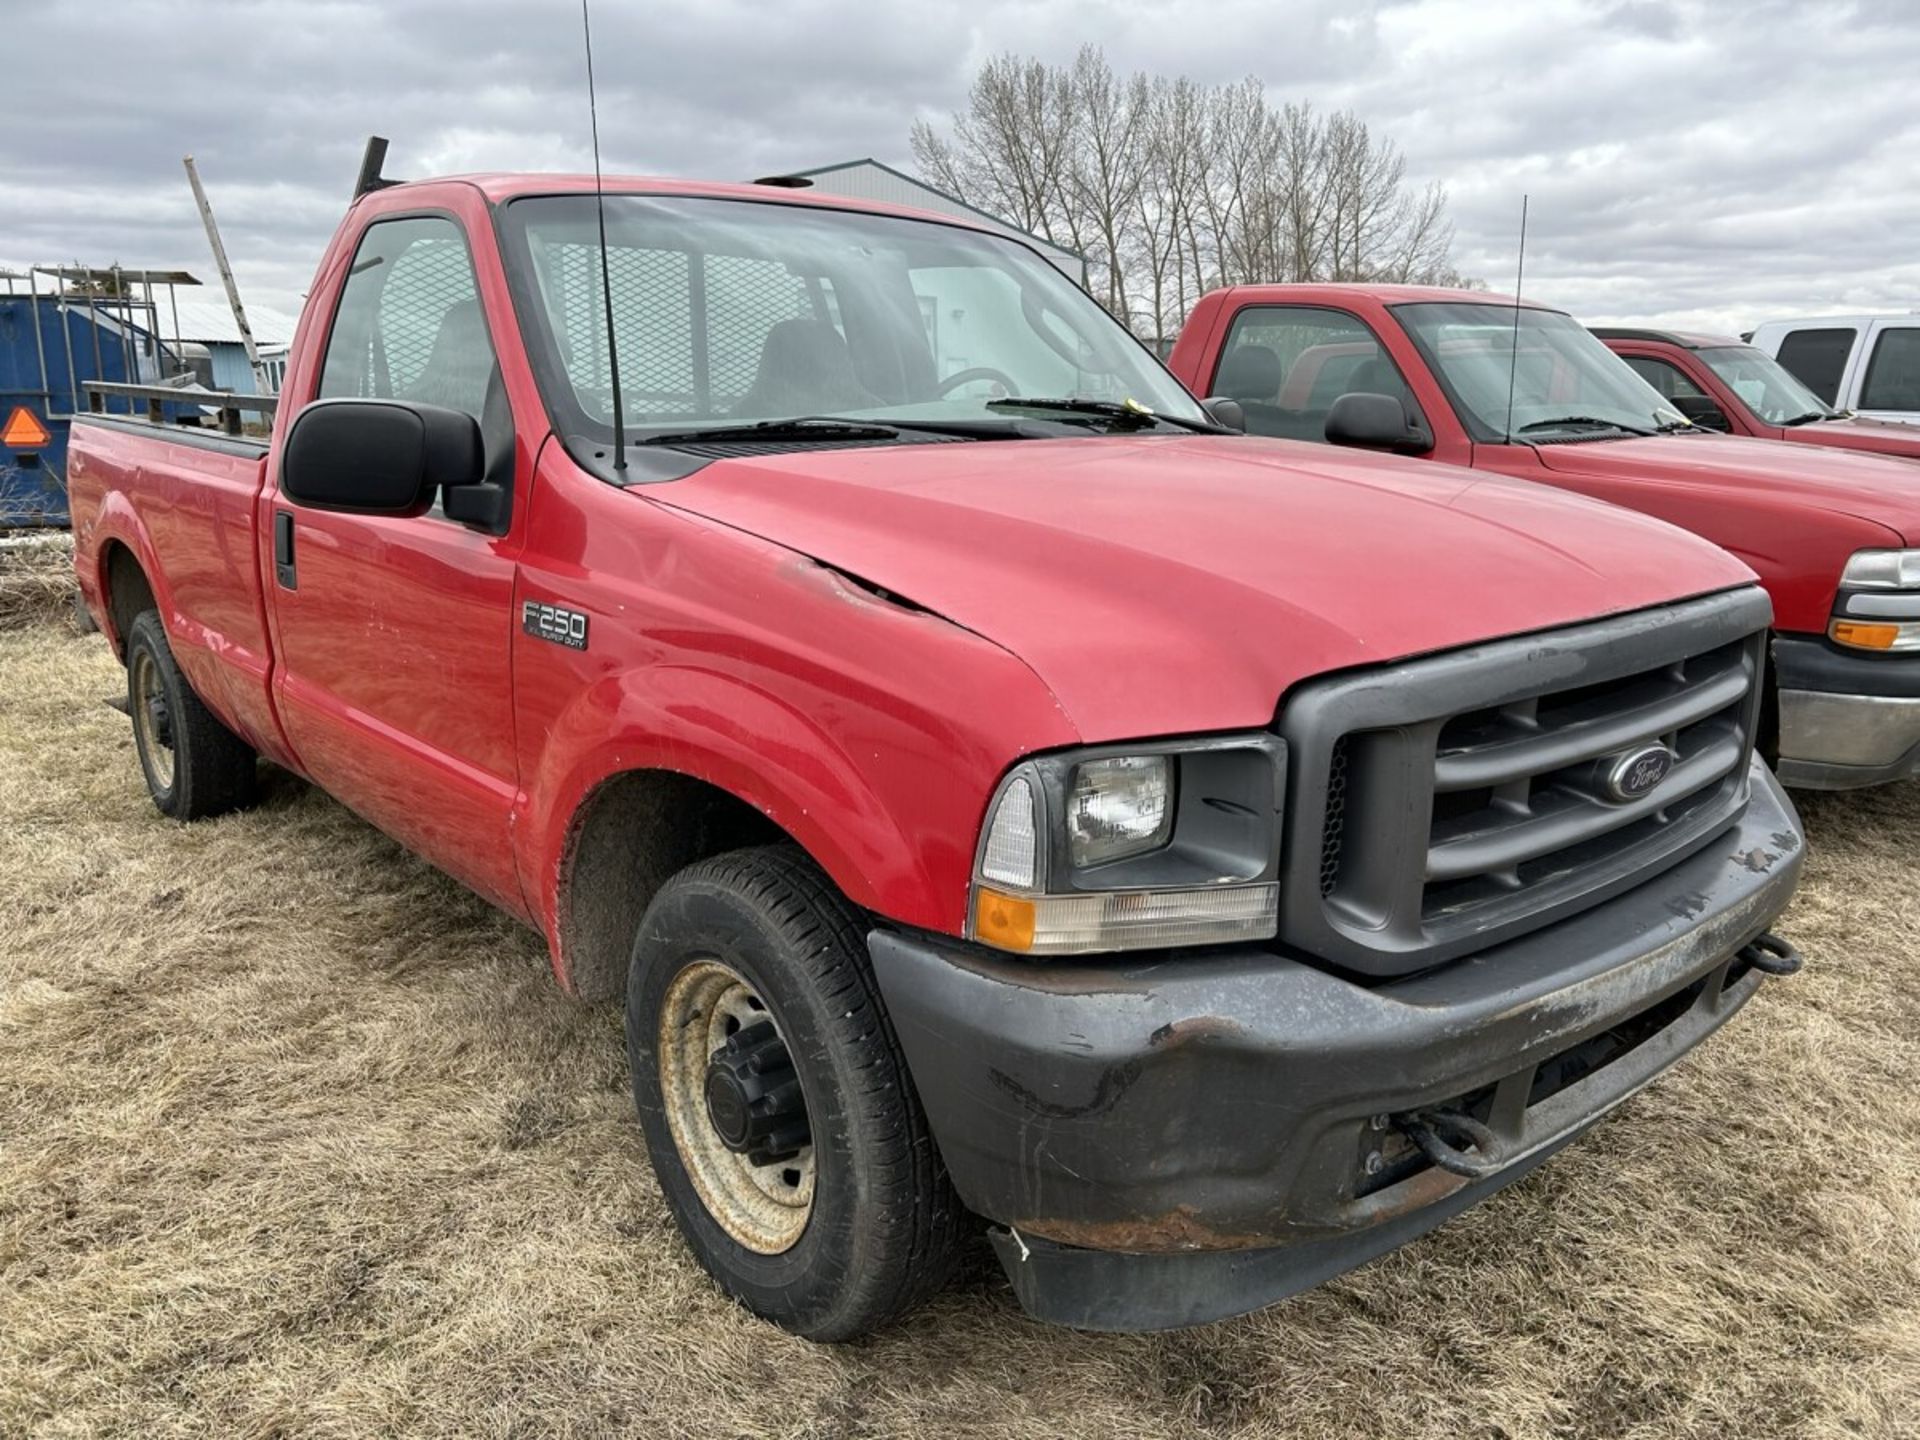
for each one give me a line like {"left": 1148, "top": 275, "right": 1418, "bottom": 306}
{"left": 69, "top": 410, "right": 287, "bottom": 767}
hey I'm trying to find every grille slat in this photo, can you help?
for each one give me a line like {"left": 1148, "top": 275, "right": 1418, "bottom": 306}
{"left": 1426, "top": 732, "right": 1744, "bottom": 882}
{"left": 1433, "top": 663, "right": 1750, "bottom": 792}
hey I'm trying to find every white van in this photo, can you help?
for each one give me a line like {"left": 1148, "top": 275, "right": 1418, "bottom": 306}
{"left": 1748, "top": 315, "right": 1920, "bottom": 425}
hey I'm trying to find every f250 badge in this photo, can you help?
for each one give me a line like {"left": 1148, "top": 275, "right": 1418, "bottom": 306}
{"left": 522, "top": 600, "right": 589, "bottom": 650}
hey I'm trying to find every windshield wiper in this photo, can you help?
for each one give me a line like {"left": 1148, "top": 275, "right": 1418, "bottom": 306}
{"left": 639, "top": 416, "right": 906, "bottom": 447}
{"left": 1780, "top": 411, "right": 1834, "bottom": 427}
{"left": 986, "top": 396, "right": 1227, "bottom": 434}
{"left": 1514, "top": 415, "right": 1656, "bottom": 437}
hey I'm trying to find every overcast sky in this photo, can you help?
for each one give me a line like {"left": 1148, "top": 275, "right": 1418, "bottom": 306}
{"left": 7, "top": 0, "right": 1917, "bottom": 335}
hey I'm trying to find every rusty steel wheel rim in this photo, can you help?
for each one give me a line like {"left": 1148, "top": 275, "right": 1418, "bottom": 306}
{"left": 131, "top": 648, "right": 175, "bottom": 792}
{"left": 658, "top": 958, "right": 815, "bottom": 1254}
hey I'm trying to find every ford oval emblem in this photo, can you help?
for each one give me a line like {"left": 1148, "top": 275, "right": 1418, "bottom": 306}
{"left": 1604, "top": 744, "right": 1676, "bottom": 803}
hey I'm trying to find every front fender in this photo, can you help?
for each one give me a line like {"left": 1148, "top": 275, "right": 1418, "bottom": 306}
{"left": 522, "top": 663, "right": 933, "bottom": 935}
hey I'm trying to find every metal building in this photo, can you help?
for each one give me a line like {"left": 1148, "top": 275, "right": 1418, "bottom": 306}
{"left": 774, "top": 159, "right": 1089, "bottom": 286}
{"left": 131, "top": 298, "right": 299, "bottom": 395}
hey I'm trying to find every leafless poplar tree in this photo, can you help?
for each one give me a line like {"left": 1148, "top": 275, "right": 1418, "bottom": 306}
{"left": 910, "top": 49, "right": 1471, "bottom": 340}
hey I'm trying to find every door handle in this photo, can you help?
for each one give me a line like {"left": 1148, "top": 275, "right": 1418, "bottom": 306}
{"left": 273, "top": 509, "right": 297, "bottom": 590}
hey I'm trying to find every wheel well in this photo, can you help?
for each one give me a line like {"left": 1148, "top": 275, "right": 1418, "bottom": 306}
{"left": 102, "top": 542, "right": 156, "bottom": 656}
{"left": 557, "top": 769, "right": 788, "bottom": 1002}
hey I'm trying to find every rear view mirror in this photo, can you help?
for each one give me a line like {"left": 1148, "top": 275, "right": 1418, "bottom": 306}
{"left": 1202, "top": 396, "right": 1246, "bottom": 432}
{"left": 281, "top": 399, "right": 483, "bottom": 516}
{"left": 1325, "top": 392, "right": 1433, "bottom": 455}
{"left": 1671, "top": 394, "right": 1732, "bottom": 432}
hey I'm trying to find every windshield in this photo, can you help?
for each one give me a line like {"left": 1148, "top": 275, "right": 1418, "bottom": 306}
{"left": 1395, "top": 302, "right": 1687, "bottom": 441}
{"left": 1695, "top": 345, "right": 1836, "bottom": 424}
{"left": 497, "top": 194, "right": 1205, "bottom": 448}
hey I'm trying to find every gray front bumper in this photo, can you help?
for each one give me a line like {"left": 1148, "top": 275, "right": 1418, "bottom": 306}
{"left": 869, "top": 760, "right": 1803, "bottom": 1330}
{"left": 1778, "top": 689, "right": 1920, "bottom": 788}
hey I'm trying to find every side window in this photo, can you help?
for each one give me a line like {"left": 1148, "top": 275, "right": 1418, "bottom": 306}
{"left": 1859, "top": 328, "right": 1920, "bottom": 412}
{"left": 1622, "top": 355, "right": 1704, "bottom": 399}
{"left": 1773, "top": 327, "right": 1856, "bottom": 406}
{"left": 318, "top": 216, "right": 497, "bottom": 423}
{"left": 1210, "top": 306, "right": 1414, "bottom": 442}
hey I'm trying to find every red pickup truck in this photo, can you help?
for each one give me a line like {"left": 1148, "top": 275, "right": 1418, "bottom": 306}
{"left": 70, "top": 159, "right": 1803, "bottom": 1339}
{"left": 1595, "top": 327, "right": 1920, "bottom": 461}
{"left": 1170, "top": 285, "right": 1920, "bottom": 790}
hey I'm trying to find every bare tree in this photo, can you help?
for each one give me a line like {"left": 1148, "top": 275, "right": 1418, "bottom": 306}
{"left": 912, "top": 49, "right": 1465, "bottom": 336}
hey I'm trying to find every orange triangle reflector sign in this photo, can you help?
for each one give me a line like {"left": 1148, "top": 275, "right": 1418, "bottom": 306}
{"left": 2, "top": 406, "right": 52, "bottom": 449}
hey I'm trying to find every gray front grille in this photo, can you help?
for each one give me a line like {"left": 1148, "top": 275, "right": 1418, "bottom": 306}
{"left": 1278, "top": 588, "right": 1771, "bottom": 978}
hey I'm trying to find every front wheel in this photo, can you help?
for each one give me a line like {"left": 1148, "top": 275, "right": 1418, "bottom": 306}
{"left": 626, "top": 846, "right": 960, "bottom": 1341}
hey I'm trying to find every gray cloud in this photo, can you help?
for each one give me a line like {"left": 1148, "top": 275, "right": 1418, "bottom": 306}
{"left": 7, "top": 0, "right": 1918, "bottom": 335}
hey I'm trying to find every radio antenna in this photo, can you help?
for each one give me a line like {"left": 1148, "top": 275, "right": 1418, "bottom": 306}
{"left": 581, "top": 0, "right": 626, "bottom": 471}
{"left": 1502, "top": 194, "right": 1530, "bottom": 446}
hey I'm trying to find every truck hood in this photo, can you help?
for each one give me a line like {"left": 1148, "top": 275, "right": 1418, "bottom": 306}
{"left": 1532, "top": 432, "right": 1920, "bottom": 544}
{"left": 1782, "top": 416, "right": 1920, "bottom": 462}
{"left": 650, "top": 434, "right": 1753, "bottom": 742}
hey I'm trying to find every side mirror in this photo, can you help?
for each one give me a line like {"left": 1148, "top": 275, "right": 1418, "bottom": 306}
{"left": 1671, "top": 394, "right": 1732, "bottom": 432}
{"left": 1201, "top": 396, "right": 1246, "bottom": 432}
{"left": 1325, "top": 392, "right": 1433, "bottom": 455}
{"left": 281, "top": 398, "right": 484, "bottom": 517}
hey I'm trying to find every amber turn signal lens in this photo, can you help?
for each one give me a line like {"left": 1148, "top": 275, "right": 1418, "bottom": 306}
{"left": 1830, "top": 619, "right": 1900, "bottom": 650}
{"left": 972, "top": 886, "right": 1036, "bottom": 953}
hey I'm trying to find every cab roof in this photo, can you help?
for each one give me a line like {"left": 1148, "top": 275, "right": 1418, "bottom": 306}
{"left": 1213, "top": 282, "right": 1567, "bottom": 311}
{"left": 373, "top": 171, "right": 1005, "bottom": 238}
{"left": 1591, "top": 326, "right": 1746, "bottom": 350}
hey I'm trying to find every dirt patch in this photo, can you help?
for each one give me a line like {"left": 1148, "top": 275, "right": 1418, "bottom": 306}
{"left": 1, "top": 625, "right": 1916, "bottom": 1438}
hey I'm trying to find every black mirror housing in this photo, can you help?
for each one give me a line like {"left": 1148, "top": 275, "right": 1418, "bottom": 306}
{"left": 281, "top": 399, "right": 484, "bottom": 515}
{"left": 1324, "top": 392, "right": 1433, "bottom": 455}
{"left": 1201, "top": 396, "right": 1246, "bottom": 432}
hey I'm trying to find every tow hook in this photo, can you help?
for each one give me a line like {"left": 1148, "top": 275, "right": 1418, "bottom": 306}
{"left": 1739, "top": 931, "right": 1804, "bottom": 977}
{"left": 1392, "top": 1108, "right": 1509, "bottom": 1180}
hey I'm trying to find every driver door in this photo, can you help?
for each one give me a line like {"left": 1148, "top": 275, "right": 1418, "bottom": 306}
{"left": 266, "top": 208, "right": 529, "bottom": 916}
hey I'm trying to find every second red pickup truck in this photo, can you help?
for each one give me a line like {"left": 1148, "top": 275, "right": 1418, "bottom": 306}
{"left": 1595, "top": 326, "right": 1920, "bottom": 461}
{"left": 70, "top": 158, "right": 1804, "bottom": 1340}
{"left": 1170, "top": 285, "right": 1920, "bottom": 790}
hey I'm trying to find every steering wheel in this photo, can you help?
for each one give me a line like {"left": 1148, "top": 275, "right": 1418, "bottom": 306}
{"left": 936, "top": 366, "right": 1020, "bottom": 398}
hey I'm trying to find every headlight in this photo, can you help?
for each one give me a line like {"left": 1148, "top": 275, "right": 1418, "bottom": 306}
{"left": 1832, "top": 550, "right": 1920, "bottom": 650}
{"left": 1841, "top": 550, "right": 1920, "bottom": 589}
{"left": 1066, "top": 756, "right": 1173, "bottom": 867}
{"left": 968, "top": 738, "right": 1283, "bottom": 956}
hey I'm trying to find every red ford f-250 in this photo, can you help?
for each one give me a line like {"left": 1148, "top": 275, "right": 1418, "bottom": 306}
{"left": 70, "top": 149, "right": 1803, "bottom": 1339}
{"left": 1171, "top": 285, "right": 1920, "bottom": 790}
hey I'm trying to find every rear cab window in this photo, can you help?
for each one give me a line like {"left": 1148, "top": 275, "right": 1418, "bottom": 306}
{"left": 1859, "top": 327, "right": 1920, "bottom": 412}
{"left": 1772, "top": 327, "right": 1857, "bottom": 406}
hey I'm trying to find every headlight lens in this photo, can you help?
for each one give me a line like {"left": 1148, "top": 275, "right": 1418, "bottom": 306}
{"left": 968, "top": 741, "right": 1282, "bottom": 957}
{"left": 1841, "top": 549, "right": 1920, "bottom": 589}
{"left": 1833, "top": 550, "right": 1920, "bottom": 650}
{"left": 1067, "top": 756, "right": 1173, "bottom": 867}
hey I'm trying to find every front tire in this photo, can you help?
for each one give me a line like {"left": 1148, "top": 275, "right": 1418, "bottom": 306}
{"left": 125, "top": 610, "right": 258, "bottom": 820}
{"left": 626, "top": 846, "right": 960, "bottom": 1341}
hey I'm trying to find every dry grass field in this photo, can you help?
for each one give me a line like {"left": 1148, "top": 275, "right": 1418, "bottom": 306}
{"left": 3, "top": 549, "right": 1919, "bottom": 1439}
